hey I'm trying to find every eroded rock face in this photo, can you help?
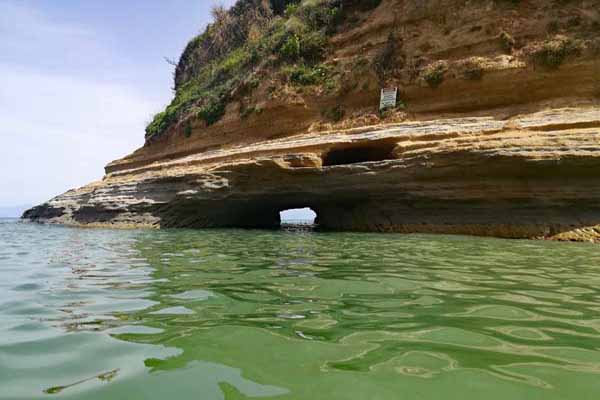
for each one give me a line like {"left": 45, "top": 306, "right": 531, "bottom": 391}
{"left": 21, "top": 0, "right": 600, "bottom": 241}
{"left": 24, "top": 107, "right": 600, "bottom": 242}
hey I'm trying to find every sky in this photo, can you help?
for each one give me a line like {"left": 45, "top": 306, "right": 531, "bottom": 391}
{"left": 280, "top": 208, "right": 316, "bottom": 223}
{"left": 0, "top": 0, "right": 236, "bottom": 216}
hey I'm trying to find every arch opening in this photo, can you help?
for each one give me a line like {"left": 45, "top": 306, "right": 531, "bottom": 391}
{"left": 279, "top": 207, "right": 317, "bottom": 227}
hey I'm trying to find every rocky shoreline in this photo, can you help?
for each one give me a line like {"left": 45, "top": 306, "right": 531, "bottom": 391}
{"left": 23, "top": 107, "right": 600, "bottom": 242}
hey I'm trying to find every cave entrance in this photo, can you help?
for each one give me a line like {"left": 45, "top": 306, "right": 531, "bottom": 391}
{"left": 279, "top": 207, "right": 317, "bottom": 229}
{"left": 322, "top": 142, "right": 397, "bottom": 166}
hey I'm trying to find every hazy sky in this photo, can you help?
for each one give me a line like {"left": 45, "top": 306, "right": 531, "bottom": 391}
{"left": 0, "top": 0, "right": 236, "bottom": 211}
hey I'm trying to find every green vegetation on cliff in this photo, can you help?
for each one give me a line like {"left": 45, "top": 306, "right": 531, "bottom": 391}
{"left": 144, "top": 0, "right": 597, "bottom": 142}
{"left": 145, "top": 0, "right": 381, "bottom": 141}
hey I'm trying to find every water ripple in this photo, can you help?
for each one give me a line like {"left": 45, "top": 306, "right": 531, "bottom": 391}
{"left": 1, "top": 220, "right": 600, "bottom": 399}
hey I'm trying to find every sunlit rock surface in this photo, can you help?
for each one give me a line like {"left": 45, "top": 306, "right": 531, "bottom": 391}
{"left": 22, "top": 0, "right": 600, "bottom": 242}
{"left": 24, "top": 107, "right": 600, "bottom": 242}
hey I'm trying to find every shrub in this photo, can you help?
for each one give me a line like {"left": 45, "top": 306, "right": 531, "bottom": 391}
{"left": 277, "top": 30, "right": 326, "bottom": 63}
{"left": 530, "top": 35, "right": 583, "bottom": 69}
{"left": 284, "top": 3, "right": 299, "bottom": 17}
{"left": 460, "top": 58, "right": 484, "bottom": 80}
{"left": 280, "top": 34, "right": 302, "bottom": 60}
{"left": 298, "top": 30, "right": 327, "bottom": 63}
{"left": 499, "top": 31, "right": 515, "bottom": 53}
{"left": 299, "top": 1, "right": 342, "bottom": 33}
{"left": 197, "top": 95, "right": 228, "bottom": 126}
{"left": 145, "top": 111, "right": 173, "bottom": 139}
{"left": 285, "top": 65, "right": 312, "bottom": 85}
{"left": 183, "top": 122, "right": 193, "bottom": 138}
{"left": 421, "top": 61, "right": 448, "bottom": 88}
{"left": 284, "top": 64, "right": 331, "bottom": 86}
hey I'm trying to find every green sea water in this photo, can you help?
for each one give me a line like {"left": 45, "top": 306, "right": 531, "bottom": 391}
{"left": 1, "top": 218, "right": 600, "bottom": 399}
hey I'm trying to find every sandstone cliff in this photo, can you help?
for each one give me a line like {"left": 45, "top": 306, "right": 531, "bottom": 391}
{"left": 23, "top": 0, "right": 600, "bottom": 242}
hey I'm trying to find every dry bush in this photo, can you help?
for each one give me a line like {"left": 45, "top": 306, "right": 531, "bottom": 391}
{"left": 528, "top": 35, "right": 584, "bottom": 69}
{"left": 457, "top": 57, "right": 485, "bottom": 80}
{"left": 420, "top": 60, "right": 449, "bottom": 88}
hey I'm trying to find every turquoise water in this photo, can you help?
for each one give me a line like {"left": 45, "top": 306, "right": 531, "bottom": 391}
{"left": 1, "top": 218, "right": 600, "bottom": 399}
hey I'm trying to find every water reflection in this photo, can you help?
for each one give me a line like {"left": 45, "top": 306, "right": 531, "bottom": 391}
{"left": 1, "top": 221, "right": 600, "bottom": 399}
{"left": 120, "top": 229, "right": 600, "bottom": 398}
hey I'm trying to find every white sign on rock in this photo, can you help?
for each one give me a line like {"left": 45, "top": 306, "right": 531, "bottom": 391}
{"left": 379, "top": 87, "right": 397, "bottom": 111}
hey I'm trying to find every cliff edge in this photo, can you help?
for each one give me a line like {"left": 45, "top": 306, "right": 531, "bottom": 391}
{"left": 24, "top": 0, "right": 600, "bottom": 242}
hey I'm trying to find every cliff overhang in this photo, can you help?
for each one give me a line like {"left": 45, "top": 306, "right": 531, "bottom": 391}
{"left": 23, "top": 106, "right": 600, "bottom": 242}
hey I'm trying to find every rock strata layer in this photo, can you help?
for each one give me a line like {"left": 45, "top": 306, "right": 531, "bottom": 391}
{"left": 22, "top": 0, "right": 600, "bottom": 242}
{"left": 24, "top": 107, "right": 600, "bottom": 242}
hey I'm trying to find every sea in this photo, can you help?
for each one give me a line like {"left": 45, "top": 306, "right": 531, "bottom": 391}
{"left": 1, "top": 218, "right": 600, "bottom": 399}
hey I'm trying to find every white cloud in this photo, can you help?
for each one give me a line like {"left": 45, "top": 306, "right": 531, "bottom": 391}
{"left": 0, "top": 2, "right": 100, "bottom": 68}
{"left": 0, "top": 2, "right": 161, "bottom": 207}
{"left": 0, "top": 1, "right": 93, "bottom": 38}
{"left": 0, "top": 67, "right": 156, "bottom": 207}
